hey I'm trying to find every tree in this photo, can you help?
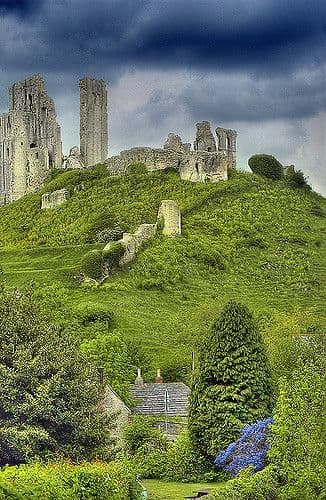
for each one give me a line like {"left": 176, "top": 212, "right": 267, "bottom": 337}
{"left": 0, "top": 284, "right": 114, "bottom": 466}
{"left": 189, "top": 301, "right": 273, "bottom": 458}
{"left": 285, "top": 165, "right": 311, "bottom": 189}
{"left": 248, "top": 154, "right": 284, "bottom": 180}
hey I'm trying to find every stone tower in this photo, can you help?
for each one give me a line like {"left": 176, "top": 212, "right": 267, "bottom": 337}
{"left": 79, "top": 78, "right": 108, "bottom": 167}
{"left": 0, "top": 74, "right": 62, "bottom": 203}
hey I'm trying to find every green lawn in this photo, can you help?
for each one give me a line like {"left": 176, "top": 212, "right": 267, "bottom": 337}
{"left": 143, "top": 480, "right": 225, "bottom": 499}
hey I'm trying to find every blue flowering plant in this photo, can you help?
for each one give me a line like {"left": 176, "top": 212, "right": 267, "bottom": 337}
{"left": 214, "top": 418, "right": 273, "bottom": 477}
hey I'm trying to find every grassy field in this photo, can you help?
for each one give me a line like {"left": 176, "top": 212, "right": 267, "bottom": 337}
{"left": 0, "top": 167, "right": 325, "bottom": 378}
{"left": 143, "top": 480, "right": 225, "bottom": 499}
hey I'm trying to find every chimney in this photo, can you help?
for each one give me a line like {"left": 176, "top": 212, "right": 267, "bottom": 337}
{"left": 135, "top": 368, "right": 144, "bottom": 386}
{"left": 155, "top": 368, "right": 163, "bottom": 384}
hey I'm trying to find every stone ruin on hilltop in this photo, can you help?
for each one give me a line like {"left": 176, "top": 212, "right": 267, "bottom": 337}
{"left": 0, "top": 74, "right": 237, "bottom": 205}
{"left": 106, "top": 121, "right": 237, "bottom": 183}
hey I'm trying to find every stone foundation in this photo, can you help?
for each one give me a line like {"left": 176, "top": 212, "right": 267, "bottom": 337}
{"left": 41, "top": 188, "right": 69, "bottom": 209}
{"left": 158, "top": 200, "right": 181, "bottom": 237}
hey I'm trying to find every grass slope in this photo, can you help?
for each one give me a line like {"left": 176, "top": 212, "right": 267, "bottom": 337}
{"left": 0, "top": 167, "right": 325, "bottom": 376}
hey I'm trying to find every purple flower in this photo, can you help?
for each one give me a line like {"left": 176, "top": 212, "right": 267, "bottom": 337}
{"left": 214, "top": 418, "right": 273, "bottom": 476}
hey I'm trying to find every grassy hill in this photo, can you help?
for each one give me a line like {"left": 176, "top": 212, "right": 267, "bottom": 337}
{"left": 0, "top": 166, "right": 325, "bottom": 379}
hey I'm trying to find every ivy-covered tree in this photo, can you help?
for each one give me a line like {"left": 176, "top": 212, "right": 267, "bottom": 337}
{"left": 248, "top": 154, "right": 284, "bottom": 180}
{"left": 0, "top": 284, "right": 114, "bottom": 466}
{"left": 189, "top": 301, "right": 273, "bottom": 458}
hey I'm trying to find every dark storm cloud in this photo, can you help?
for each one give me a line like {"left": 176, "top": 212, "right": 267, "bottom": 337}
{"left": 1, "top": 0, "right": 325, "bottom": 75}
{"left": 0, "top": 0, "right": 42, "bottom": 15}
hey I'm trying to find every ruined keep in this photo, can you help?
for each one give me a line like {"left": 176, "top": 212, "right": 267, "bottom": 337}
{"left": 106, "top": 121, "right": 237, "bottom": 182}
{"left": 0, "top": 74, "right": 62, "bottom": 204}
{"left": 80, "top": 78, "right": 108, "bottom": 167}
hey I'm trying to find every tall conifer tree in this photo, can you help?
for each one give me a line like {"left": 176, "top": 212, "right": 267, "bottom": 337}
{"left": 189, "top": 300, "right": 273, "bottom": 458}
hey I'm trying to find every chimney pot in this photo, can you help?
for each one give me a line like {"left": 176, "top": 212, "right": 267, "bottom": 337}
{"left": 155, "top": 368, "right": 163, "bottom": 384}
{"left": 135, "top": 368, "right": 144, "bottom": 385}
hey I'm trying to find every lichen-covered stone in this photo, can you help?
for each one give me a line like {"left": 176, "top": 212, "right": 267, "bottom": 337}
{"left": 80, "top": 78, "right": 108, "bottom": 167}
{"left": 158, "top": 200, "right": 181, "bottom": 237}
{"left": 41, "top": 188, "right": 69, "bottom": 209}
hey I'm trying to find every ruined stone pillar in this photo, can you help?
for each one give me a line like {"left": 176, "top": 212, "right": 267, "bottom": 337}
{"left": 226, "top": 129, "right": 237, "bottom": 152}
{"left": 80, "top": 78, "right": 108, "bottom": 167}
{"left": 194, "top": 121, "right": 217, "bottom": 152}
{"left": 158, "top": 200, "right": 182, "bottom": 237}
{"left": 215, "top": 127, "right": 228, "bottom": 151}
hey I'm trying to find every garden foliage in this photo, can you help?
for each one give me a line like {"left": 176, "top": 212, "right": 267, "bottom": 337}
{"left": 214, "top": 418, "right": 273, "bottom": 476}
{"left": 189, "top": 301, "right": 273, "bottom": 457}
{"left": 210, "top": 359, "right": 326, "bottom": 499}
{"left": 0, "top": 460, "right": 141, "bottom": 499}
{"left": 0, "top": 285, "right": 114, "bottom": 465}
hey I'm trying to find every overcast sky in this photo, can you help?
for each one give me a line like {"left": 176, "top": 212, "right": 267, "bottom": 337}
{"left": 0, "top": 0, "right": 325, "bottom": 193}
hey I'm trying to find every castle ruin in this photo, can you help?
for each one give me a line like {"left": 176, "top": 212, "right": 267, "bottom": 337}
{"left": 80, "top": 78, "right": 108, "bottom": 167}
{"left": 0, "top": 75, "right": 62, "bottom": 203}
{"left": 1, "top": 74, "right": 237, "bottom": 205}
{"left": 106, "top": 121, "right": 237, "bottom": 182}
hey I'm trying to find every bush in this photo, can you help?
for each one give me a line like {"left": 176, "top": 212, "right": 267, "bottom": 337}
{"left": 81, "top": 249, "right": 103, "bottom": 280}
{"left": 248, "top": 154, "right": 284, "bottom": 180}
{"left": 127, "top": 162, "right": 148, "bottom": 176}
{"left": 103, "top": 241, "right": 125, "bottom": 273}
{"left": 96, "top": 225, "right": 123, "bottom": 243}
{"left": 214, "top": 418, "right": 273, "bottom": 477}
{"left": 285, "top": 165, "right": 311, "bottom": 189}
{"left": 77, "top": 305, "right": 114, "bottom": 327}
{"left": 0, "top": 460, "right": 141, "bottom": 499}
{"left": 123, "top": 416, "right": 168, "bottom": 456}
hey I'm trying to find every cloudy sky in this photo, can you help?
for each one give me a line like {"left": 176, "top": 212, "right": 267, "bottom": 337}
{"left": 0, "top": 0, "right": 325, "bottom": 193}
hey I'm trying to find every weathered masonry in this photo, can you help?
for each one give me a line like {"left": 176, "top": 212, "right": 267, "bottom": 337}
{"left": 106, "top": 121, "right": 237, "bottom": 183}
{"left": 80, "top": 78, "right": 108, "bottom": 167}
{"left": 0, "top": 74, "right": 62, "bottom": 204}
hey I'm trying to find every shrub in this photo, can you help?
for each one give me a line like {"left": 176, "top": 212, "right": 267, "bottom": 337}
{"left": 248, "top": 154, "right": 284, "bottom": 180}
{"left": 77, "top": 305, "right": 114, "bottom": 327}
{"left": 127, "top": 162, "right": 148, "bottom": 176}
{"left": 189, "top": 301, "right": 273, "bottom": 458}
{"left": 0, "top": 460, "right": 141, "bottom": 499}
{"left": 285, "top": 165, "right": 311, "bottom": 189}
{"left": 123, "top": 416, "right": 168, "bottom": 456}
{"left": 103, "top": 241, "right": 125, "bottom": 273}
{"left": 96, "top": 225, "right": 123, "bottom": 243}
{"left": 80, "top": 249, "right": 103, "bottom": 280}
{"left": 214, "top": 418, "right": 273, "bottom": 477}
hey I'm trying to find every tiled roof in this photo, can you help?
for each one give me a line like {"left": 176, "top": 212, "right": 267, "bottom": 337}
{"left": 130, "top": 382, "right": 190, "bottom": 417}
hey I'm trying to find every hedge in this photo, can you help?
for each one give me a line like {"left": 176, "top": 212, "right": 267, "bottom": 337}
{"left": 0, "top": 461, "right": 141, "bottom": 499}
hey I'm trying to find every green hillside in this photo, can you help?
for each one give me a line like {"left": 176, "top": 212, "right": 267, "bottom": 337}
{"left": 0, "top": 166, "right": 325, "bottom": 377}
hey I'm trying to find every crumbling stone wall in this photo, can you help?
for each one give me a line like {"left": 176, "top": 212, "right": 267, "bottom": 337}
{"left": 158, "top": 200, "right": 181, "bottom": 237}
{"left": 106, "top": 121, "right": 237, "bottom": 182}
{"left": 0, "top": 74, "right": 62, "bottom": 203}
{"left": 104, "top": 223, "right": 157, "bottom": 266}
{"left": 64, "top": 146, "right": 85, "bottom": 169}
{"left": 80, "top": 78, "right": 108, "bottom": 167}
{"left": 194, "top": 121, "right": 217, "bottom": 152}
{"left": 41, "top": 188, "right": 69, "bottom": 209}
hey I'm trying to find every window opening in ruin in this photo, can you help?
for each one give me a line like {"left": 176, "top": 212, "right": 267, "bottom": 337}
{"left": 35, "top": 152, "right": 39, "bottom": 159}
{"left": 195, "top": 162, "right": 199, "bottom": 174}
{"left": 28, "top": 94, "right": 33, "bottom": 111}
{"left": 21, "top": 142, "right": 23, "bottom": 146}
{"left": 177, "top": 160, "right": 181, "bottom": 168}
{"left": 30, "top": 143, "right": 36, "bottom": 149}
{"left": 6, "top": 148, "right": 10, "bottom": 158}
{"left": 226, "top": 137, "right": 230, "bottom": 150}
{"left": 207, "top": 147, "right": 212, "bottom": 152}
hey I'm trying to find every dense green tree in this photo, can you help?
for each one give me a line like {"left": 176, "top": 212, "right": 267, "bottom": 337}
{"left": 189, "top": 300, "right": 273, "bottom": 458}
{"left": 0, "top": 284, "right": 114, "bottom": 466}
{"left": 248, "top": 154, "right": 284, "bottom": 180}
